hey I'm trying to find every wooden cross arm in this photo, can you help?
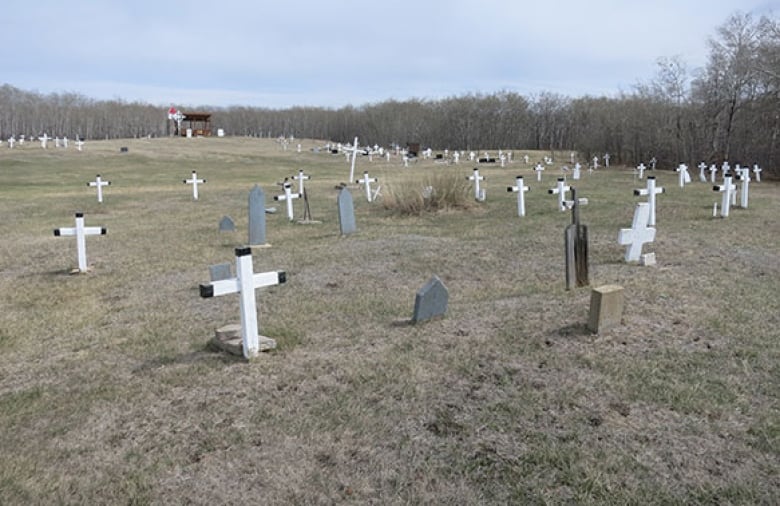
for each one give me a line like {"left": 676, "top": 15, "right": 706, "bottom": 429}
{"left": 200, "top": 271, "right": 287, "bottom": 298}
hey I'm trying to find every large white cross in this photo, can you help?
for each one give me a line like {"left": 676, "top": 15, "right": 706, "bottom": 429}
{"left": 356, "top": 171, "right": 378, "bottom": 202}
{"left": 633, "top": 176, "right": 664, "bottom": 226}
{"left": 293, "top": 169, "right": 310, "bottom": 195}
{"left": 87, "top": 174, "right": 111, "bottom": 203}
{"left": 506, "top": 176, "right": 529, "bottom": 217}
{"left": 753, "top": 164, "right": 762, "bottom": 182}
{"left": 618, "top": 203, "right": 656, "bottom": 262}
{"left": 199, "top": 247, "right": 286, "bottom": 358}
{"left": 183, "top": 171, "right": 206, "bottom": 200}
{"left": 345, "top": 136, "right": 360, "bottom": 183}
{"left": 713, "top": 176, "right": 736, "bottom": 218}
{"left": 548, "top": 178, "right": 571, "bottom": 211}
{"left": 534, "top": 163, "right": 545, "bottom": 181}
{"left": 273, "top": 182, "right": 302, "bottom": 220}
{"left": 53, "top": 212, "right": 107, "bottom": 273}
{"left": 467, "top": 168, "right": 485, "bottom": 201}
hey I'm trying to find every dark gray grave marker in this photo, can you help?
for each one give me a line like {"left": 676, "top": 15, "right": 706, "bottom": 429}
{"left": 412, "top": 275, "right": 448, "bottom": 323}
{"left": 209, "top": 262, "right": 232, "bottom": 281}
{"left": 248, "top": 185, "right": 267, "bottom": 246}
{"left": 564, "top": 187, "right": 589, "bottom": 290}
{"left": 337, "top": 187, "right": 356, "bottom": 235}
{"left": 219, "top": 215, "right": 236, "bottom": 232}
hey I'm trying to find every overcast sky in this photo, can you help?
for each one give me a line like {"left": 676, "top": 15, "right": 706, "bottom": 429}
{"left": 1, "top": 1, "right": 777, "bottom": 109}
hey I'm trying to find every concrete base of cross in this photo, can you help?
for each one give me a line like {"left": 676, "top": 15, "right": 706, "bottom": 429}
{"left": 211, "top": 323, "right": 277, "bottom": 356}
{"left": 69, "top": 266, "right": 92, "bottom": 275}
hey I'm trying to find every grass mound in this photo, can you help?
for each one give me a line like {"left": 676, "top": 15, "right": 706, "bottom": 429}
{"left": 381, "top": 171, "right": 476, "bottom": 215}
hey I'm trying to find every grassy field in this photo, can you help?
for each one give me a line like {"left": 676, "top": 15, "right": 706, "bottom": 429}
{"left": 0, "top": 137, "right": 778, "bottom": 504}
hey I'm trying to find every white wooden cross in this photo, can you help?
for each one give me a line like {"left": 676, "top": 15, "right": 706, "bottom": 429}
{"left": 698, "top": 162, "right": 708, "bottom": 182}
{"left": 53, "top": 212, "right": 107, "bottom": 273}
{"left": 199, "top": 247, "right": 286, "bottom": 358}
{"left": 618, "top": 203, "right": 656, "bottom": 262}
{"left": 75, "top": 138, "right": 85, "bottom": 151}
{"left": 738, "top": 170, "right": 750, "bottom": 209}
{"left": 467, "top": 168, "right": 485, "bottom": 201}
{"left": 8, "top": 136, "right": 15, "bottom": 149}
{"left": 183, "top": 171, "right": 206, "bottom": 200}
{"left": 675, "top": 163, "right": 691, "bottom": 187}
{"left": 356, "top": 171, "right": 378, "bottom": 202}
{"left": 293, "top": 169, "right": 310, "bottom": 195}
{"left": 345, "top": 136, "right": 360, "bottom": 183}
{"left": 63, "top": 136, "right": 68, "bottom": 148}
{"left": 55, "top": 137, "right": 61, "bottom": 148}
{"left": 572, "top": 162, "right": 581, "bottom": 180}
{"left": 753, "top": 164, "right": 762, "bottom": 182}
{"left": 713, "top": 176, "right": 736, "bottom": 218}
{"left": 534, "top": 163, "right": 544, "bottom": 181}
{"left": 548, "top": 177, "right": 571, "bottom": 212}
{"left": 453, "top": 151, "right": 460, "bottom": 164}
{"left": 506, "top": 176, "right": 529, "bottom": 217}
{"left": 470, "top": 151, "right": 476, "bottom": 162}
{"left": 273, "top": 181, "right": 302, "bottom": 220}
{"left": 604, "top": 153, "right": 610, "bottom": 167}
{"left": 709, "top": 164, "right": 718, "bottom": 183}
{"left": 523, "top": 154, "right": 529, "bottom": 164}
{"left": 636, "top": 163, "right": 646, "bottom": 179}
{"left": 721, "top": 161, "right": 730, "bottom": 177}
{"left": 87, "top": 174, "right": 111, "bottom": 203}
{"left": 38, "top": 133, "right": 50, "bottom": 149}
{"left": 592, "top": 156, "right": 599, "bottom": 169}
{"left": 633, "top": 176, "right": 664, "bottom": 226}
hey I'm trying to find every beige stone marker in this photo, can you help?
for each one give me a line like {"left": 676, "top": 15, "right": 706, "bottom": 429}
{"left": 587, "top": 285, "right": 624, "bottom": 333}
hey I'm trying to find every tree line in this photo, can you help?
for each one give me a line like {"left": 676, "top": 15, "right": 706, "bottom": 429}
{"left": 1, "top": 12, "right": 776, "bottom": 176}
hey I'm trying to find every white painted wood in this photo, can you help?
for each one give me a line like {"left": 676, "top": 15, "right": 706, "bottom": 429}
{"left": 54, "top": 213, "right": 106, "bottom": 272}
{"left": 87, "top": 174, "right": 110, "bottom": 203}
{"left": 273, "top": 182, "right": 301, "bottom": 220}
{"left": 183, "top": 171, "right": 205, "bottom": 200}
{"left": 346, "top": 136, "right": 360, "bottom": 183}
{"left": 675, "top": 163, "right": 690, "bottom": 187}
{"left": 709, "top": 164, "right": 717, "bottom": 183}
{"left": 739, "top": 172, "right": 750, "bottom": 209}
{"left": 356, "top": 171, "right": 378, "bottom": 202}
{"left": 753, "top": 164, "right": 762, "bottom": 182}
{"left": 534, "top": 163, "right": 544, "bottom": 181}
{"left": 293, "top": 169, "right": 310, "bottom": 195}
{"left": 636, "top": 163, "right": 646, "bottom": 179}
{"left": 467, "top": 168, "right": 485, "bottom": 201}
{"left": 75, "top": 138, "right": 85, "bottom": 151}
{"left": 8, "top": 136, "right": 15, "bottom": 149}
{"left": 506, "top": 176, "right": 529, "bottom": 217}
{"left": 618, "top": 203, "right": 656, "bottom": 262}
{"left": 38, "top": 133, "right": 50, "bottom": 149}
{"left": 572, "top": 163, "right": 581, "bottom": 180}
{"left": 713, "top": 176, "right": 736, "bottom": 217}
{"left": 547, "top": 178, "right": 571, "bottom": 212}
{"left": 633, "top": 176, "right": 664, "bottom": 226}
{"left": 698, "top": 162, "right": 708, "bottom": 182}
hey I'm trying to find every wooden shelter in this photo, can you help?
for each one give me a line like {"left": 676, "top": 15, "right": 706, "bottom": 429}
{"left": 181, "top": 112, "right": 212, "bottom": 136}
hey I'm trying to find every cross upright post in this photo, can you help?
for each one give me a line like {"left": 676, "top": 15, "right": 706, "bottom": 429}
{"left": 199, "top": 247, "right": 286, "bottom": 358}
{"left": 87, "top": 174, "right": 111, "bottom": 203}
{"left": 53, "top": 212, "right": 107, "bottom": 273}
{"left": 293, "top": 169, "right": 310, "bottom": 195}
{"left": 183, "top": 171, "right": 206, "bottom": 200}
{"left": 506, "top": 176, "right": 529, "bottom": 217}
{"left": 347, "top": 136, "right": 360, "bottom": 183}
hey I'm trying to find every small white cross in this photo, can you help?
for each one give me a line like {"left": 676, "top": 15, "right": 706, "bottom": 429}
{"left": 636, "top": 163, "right": 646, "bottom": 179}
{"left": 8, "top": 136, "right": 15, "bottom": 149}
{"left": 467, "top": 168, "right": 485, "bottom": 201}
{"left": 506, "top": 176, "right": 529, "bottom": 217}
{"left": 709, "top": 164, "right": 718, "bottom": 183}
{"left": 199, "top": 247, "right": 286, "bottom": 358}
{"left": 345, "top": 136, "right": 360, "bottom": 183}
{"left": 356, "top": 171, "right": 378, "bottom": 202}
{"left": 75, "top": 138, "right": 85, "bottom": 151}
{"left": 698, "top": 162, "right": 708, "bottom": 182}
{"left": 273, "top": 182, "right": 302, "bottom": 220}
{"left": 53, "top": 212, "right": 107, "bottom": 273}
{"left": 547, "top": 178, "right": 571, "bottom": 211}
{"left": 39, "top": 133, "right": 50, "bottom": 149}
{"left": 534, "top": 163, "right": 544, "bottom": 181}
{"left": 633, "top": 176, "right": 664, "bottom": 226}
{"left": 737, "top": 171, "right": 750, "bottom": 209}
{"left": 87, "top": 174, "right": 110, "bottom": 203}
{"left": 183, "top": 171, "right": 206, "bottom": 200}
{"left": 676, "top": 163, "right": 691, "bottom": 187}
{"left": 618, "top": 203, "right": 656, "bottom": 262}
{"left": 713, "top": 176, "right": 736, "bottom": 218}
{"left": 293, "top": 169, "right": 310, "bottom": 195}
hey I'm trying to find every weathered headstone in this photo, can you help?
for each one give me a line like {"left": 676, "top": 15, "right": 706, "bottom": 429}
{"left": 199, "top": 247, "right": 286, "bottom": 358}
{"left": 618, "top": 203, "right": 656, "bottom": 262}
{"left": 412, "top": 275, "right": 449, "bottom": 323}
{"left": 248, "top": 185, "right": 267, "bottom": 246}
{"left": 572, "top": 162, "right": 581, "bottom": 180}
{"left": 209, "top": 262, "right": 232, "bottom": 281}
{"left": 219, "top": 215, "right": 236, "bottom": 232}
{"left": 87, "top": 174, "right": 110, "bottom": 203}
{"left": 337, "top": 187, "right": 357, "bottom": 235}
{"left": 564, "top": 188, "right": 589, "bottom": 290}
{"left": 587, "top": 285, "right": 624, "bottom": 333}
{"left": 506, "top": 176, "right": 529, "bottom": 217}
{"left": 184, "top": 171, "right": 206, "bottom": 200}
{"left": 53, "top": 212, "right": 107, "bottom": 273}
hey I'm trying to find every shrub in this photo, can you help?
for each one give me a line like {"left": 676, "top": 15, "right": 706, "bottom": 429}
{"left": 381, "top": 171, "right": 476, "bottom": 215}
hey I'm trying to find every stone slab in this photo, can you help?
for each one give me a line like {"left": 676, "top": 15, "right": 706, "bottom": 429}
{"left": 337, "top": 187, "right": 356, "bottom": 235}
{"left": 211, "top": 324, "right": 277, "bottom": 356}
{"left": 412, "top": 275, "right": 448, "bottom": 323}
{"left": 587, "top": 285, "right": 624, "bottom": 333}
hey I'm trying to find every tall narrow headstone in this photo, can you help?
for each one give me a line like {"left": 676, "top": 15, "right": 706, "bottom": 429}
{"left": 412, "top": 275, "right": 449, "bottom": 323}
{"left": 337, "top": 187, "right": 357, "bottom": 235}
{"left": 248, "top": 185, "right": 267, "bottom": 246}
{"left": 564, "top": 188, "right": 589, "bottom": 290}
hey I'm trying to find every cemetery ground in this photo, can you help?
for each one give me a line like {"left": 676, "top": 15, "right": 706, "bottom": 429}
{"left": 0, "top": 137, "right": 778, "bottom": 504}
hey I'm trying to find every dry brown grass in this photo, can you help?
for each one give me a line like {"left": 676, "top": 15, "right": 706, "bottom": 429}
{"left": 0, "top": 139, "right": 778, "bottom": 504}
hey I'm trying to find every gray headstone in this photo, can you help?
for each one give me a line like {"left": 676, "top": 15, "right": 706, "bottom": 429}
{"left": 209, "top": 263, "right": 232, "bottom": 281}
{"left": 248, "top": 185, "right": 267, "bottom": 246}
{"left": 337, "top": 188, "right": 356, "bottom": 235}
{"left": 412, "top": 275, "right": 448, "bottom": 323}
{"left": 219, "top": 215, "right": 235, "bottom": 232}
